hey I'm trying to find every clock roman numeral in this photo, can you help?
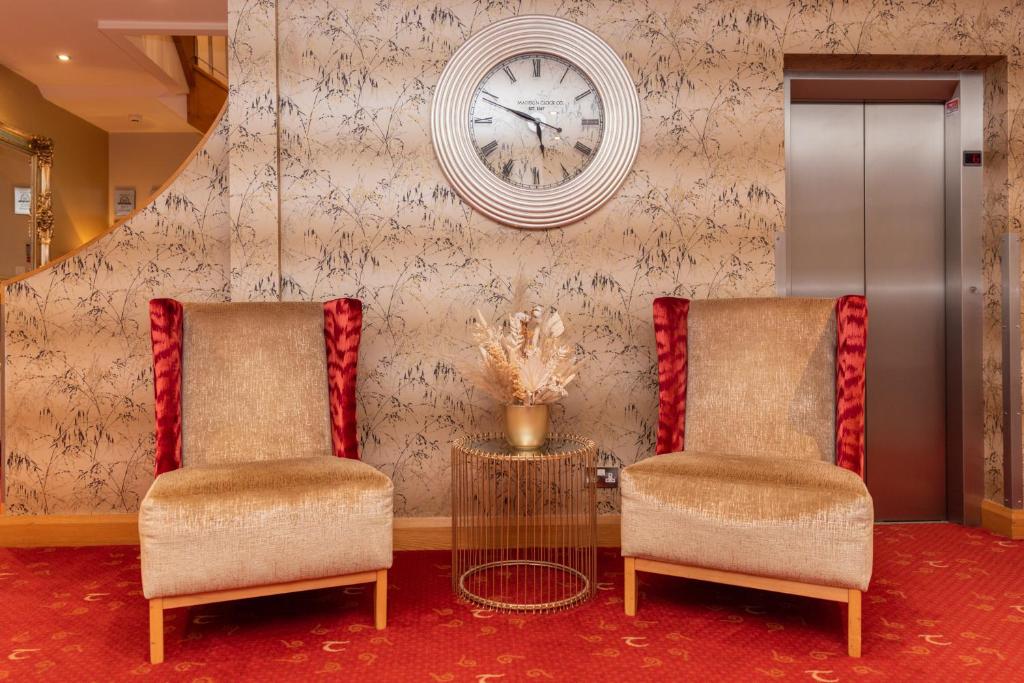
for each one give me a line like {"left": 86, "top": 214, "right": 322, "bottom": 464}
{"left": 561, "top": 164, "right": 571, "bottom": 180}
{"left": 532, "top": 167, "right": 540, "bottom": 185}
{"left": 501, "top": 159, "right": 514, "bottom": 177}
{"left": 474, "top": 117, "right": 493, "bottom": 124}
{"left": 559, "top": 67, "right": 569, "bottom": 83}
{"left": 532, "top": 58, "right": 541, "bottom": 78}
{"left": 503, "top": 65, "right": 517, "bottom": 83}
{"left": 574, "top": 89, "right": 593, "bottom": 101}
{"left": 480, "top": 140, "right": 498, "bottom": 157}
{"left": 574, "top": 141, "right": 592, "bottom": 156}
{"left": 482, "top": 89, "right": 498, "bottom": 100}
{"left": 582, "top": 118, "right": 600, "bottom": 126}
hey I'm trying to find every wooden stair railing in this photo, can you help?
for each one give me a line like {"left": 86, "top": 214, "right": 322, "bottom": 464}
{"left": 172, "top": 36, "right": 227, "bottom": 133}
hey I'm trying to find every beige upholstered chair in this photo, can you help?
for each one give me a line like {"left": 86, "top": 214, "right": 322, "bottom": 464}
{"left": 622, "top": 297, "right": 871, "bottom": 656}
{"left": 140, "top": 299, "right": 393, "bottom": 664}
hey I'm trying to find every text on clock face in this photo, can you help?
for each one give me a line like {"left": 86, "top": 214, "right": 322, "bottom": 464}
{"left": 468, "top": 53, "right": 605, "bottom": 190}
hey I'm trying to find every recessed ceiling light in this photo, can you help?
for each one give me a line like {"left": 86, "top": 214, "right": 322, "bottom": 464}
{"left": 57, "top": 54, "right": 71, "bottom": 62}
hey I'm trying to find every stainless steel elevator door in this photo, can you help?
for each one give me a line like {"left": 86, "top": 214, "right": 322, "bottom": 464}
{"left": 864, "top": 104, "right": 946, "bottom": 521}
{"left": 787, "top": 102, "right": 947, "bottom": 521}
{"left": 787, "top": 104, "right": 865, "bottom": 296}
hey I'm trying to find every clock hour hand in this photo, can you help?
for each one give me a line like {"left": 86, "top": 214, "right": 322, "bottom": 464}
{"left": 534, "top": 121, "right": 545, "bottom": 157}
{"left": 483, "top": 99, "right": 562, "bottom": 133}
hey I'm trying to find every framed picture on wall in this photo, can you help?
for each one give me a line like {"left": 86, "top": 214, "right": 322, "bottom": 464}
{"left": 114, "top": 187, "right": 135, "bottom": 217}
{"left": 13, "top": 186, "right": 31, "bottom": 215}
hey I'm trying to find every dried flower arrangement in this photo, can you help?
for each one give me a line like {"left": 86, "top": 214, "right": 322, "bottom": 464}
{"left": 468, "top": 304, "right": 581, "bottom": 406}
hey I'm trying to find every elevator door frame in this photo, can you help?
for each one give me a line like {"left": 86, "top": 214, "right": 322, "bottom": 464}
{"left": 781, "top": 71, "right": 985, "bottom": 525}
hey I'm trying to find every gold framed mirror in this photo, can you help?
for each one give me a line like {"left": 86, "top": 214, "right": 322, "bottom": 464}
{"left": 0, "top": 122, "right": 53, "bottom": 278}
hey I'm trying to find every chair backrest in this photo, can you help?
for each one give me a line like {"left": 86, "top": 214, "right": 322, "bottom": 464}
{"left": 149, "top": 298, "right": 362, "bottom": 473}
{"left": 181, "top": 302, "right": 333, "bottom": 466}
{"left": 654, "top": 296, "right": 867, "bottom": 474}
{"left": 688, "top": 298, "right": 837, "bottom": 462}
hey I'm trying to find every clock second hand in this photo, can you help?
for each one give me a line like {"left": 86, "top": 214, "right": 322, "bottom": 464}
{"left": 483, "top": 99, "right": 562, "bottom": 133}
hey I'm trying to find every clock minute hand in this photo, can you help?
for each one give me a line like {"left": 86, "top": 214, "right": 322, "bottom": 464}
{"left": 483, "top": 99, "right": 562, "bottom": 133}
{"left": 483, "top": 98, "right": 536, "bottom": 123}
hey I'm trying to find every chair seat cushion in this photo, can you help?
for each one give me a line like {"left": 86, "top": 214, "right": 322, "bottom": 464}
{"left": 139, "top": 457, "right": 393, "bottom": 599}
{"left": 620, "top": 452, "right": 873, "bottom": 590}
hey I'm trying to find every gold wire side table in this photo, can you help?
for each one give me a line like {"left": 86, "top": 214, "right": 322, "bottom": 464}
{"left": 451, "top": 433, "right": 597, "bottom": 613}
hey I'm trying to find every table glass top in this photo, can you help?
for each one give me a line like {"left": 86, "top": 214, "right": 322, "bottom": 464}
{"left": 458, "top": 435, "right": 590, "bottom": 457}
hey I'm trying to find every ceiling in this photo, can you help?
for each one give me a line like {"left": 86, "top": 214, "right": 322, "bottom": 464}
{"left": 0, "top": 1, "right": 227, "bottom": 133}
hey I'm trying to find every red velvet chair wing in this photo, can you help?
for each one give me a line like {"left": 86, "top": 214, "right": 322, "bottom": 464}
{"left": 149, "top": 299, "right": 184, "bottom": 475}
{"left": 323, "top": 297, "right": 363, "bottom": 460}
{"left": 835, "top": 295, "right": 868, "bottom": 478}
{"left": 653, "top": 297, "right": 690, "bottom": 455}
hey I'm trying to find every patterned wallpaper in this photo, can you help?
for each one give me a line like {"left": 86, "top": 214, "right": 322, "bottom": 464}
{"left": 982, "top": 58, "right": 1011, "bottom": 501}
{"left": 275, "top": 0, "right": 778, "bottom": 515}
{"left": 228, "top": 0, "right": 280, "bottom": 301}
{"left": 2, "top": 118, "right": 231, "bottom": 514}
{"left": 3, "top": 0, "right": 1023, "bottom": 515}
{"left": 275, "top": 0, "right": 1024, "bottom": 515}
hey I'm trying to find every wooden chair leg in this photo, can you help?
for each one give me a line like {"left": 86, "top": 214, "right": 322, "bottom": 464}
{"left": 624, "top": 557, "right": 637, "bottom": 617}
{"left": 374, "top": 569, "right": 388, "bottom": 630}
{"left": 847, "top": 589, "right": 862, "bottom": 657}
{"left": 149, "top": 598, "right": 164, "bottom": 664}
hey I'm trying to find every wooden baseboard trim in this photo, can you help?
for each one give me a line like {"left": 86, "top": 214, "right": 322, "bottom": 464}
{"left": 11, "top": 502, "right": 1017, "bottom": 548}
{"left": 395, "top": 516, "right": 451, "bottom": 550}
{"left": 0, "top": 509, "right": 139, "bottom": 547}
{"left": 980, "top": 499, "right": 1024, "bottom": 539}
{"left": 0, "top": 509, "right": 622, "bottom": 550}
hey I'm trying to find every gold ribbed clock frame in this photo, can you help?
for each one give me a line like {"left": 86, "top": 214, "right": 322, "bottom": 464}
{"left": 451, "top": 433, "right": 598, "bottom": 612}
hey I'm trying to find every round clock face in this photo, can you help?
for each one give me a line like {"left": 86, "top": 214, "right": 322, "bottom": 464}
{"left": 468, "top": 54, "right": 605, "bottom": 190}
{"left": 431, "top": 15, "right": 640, "bottom": 229}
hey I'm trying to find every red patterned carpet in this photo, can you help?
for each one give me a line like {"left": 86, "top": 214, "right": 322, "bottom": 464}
{"left": 1, "top": 523, "right": 1022, "bottom": 681}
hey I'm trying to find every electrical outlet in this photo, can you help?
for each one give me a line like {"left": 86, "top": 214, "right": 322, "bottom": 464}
{"left": 595, "top": 467, "right": 619, "bottom": 488}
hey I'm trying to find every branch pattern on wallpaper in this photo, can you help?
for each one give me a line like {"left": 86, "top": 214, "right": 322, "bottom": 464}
{"left": 274, "top": 0, "right": 1019, "bottom": 514}
{"left": 2, "top": 118, "right": 231, "bottom": 514}
{"left": 274, "top": 0, "right": 781, "bottom": 516}
{"left": 229, "top": 0, "right": 281, "bottom": 301}
{"left": 3, "top": 0, "right": 1023, "bottom": 514}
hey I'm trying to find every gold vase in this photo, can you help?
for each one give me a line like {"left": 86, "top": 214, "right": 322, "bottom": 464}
{"left": 504, "top": 404, "right": 550, "bottom": 450}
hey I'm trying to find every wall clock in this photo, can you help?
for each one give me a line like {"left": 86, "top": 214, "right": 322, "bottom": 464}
{"left": 431, "top": 15, "right": 641, "bottom": 229}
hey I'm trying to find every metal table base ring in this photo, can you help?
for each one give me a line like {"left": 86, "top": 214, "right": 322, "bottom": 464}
{"left": 457, "top": 560, "right": 592, "bottom": 612}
